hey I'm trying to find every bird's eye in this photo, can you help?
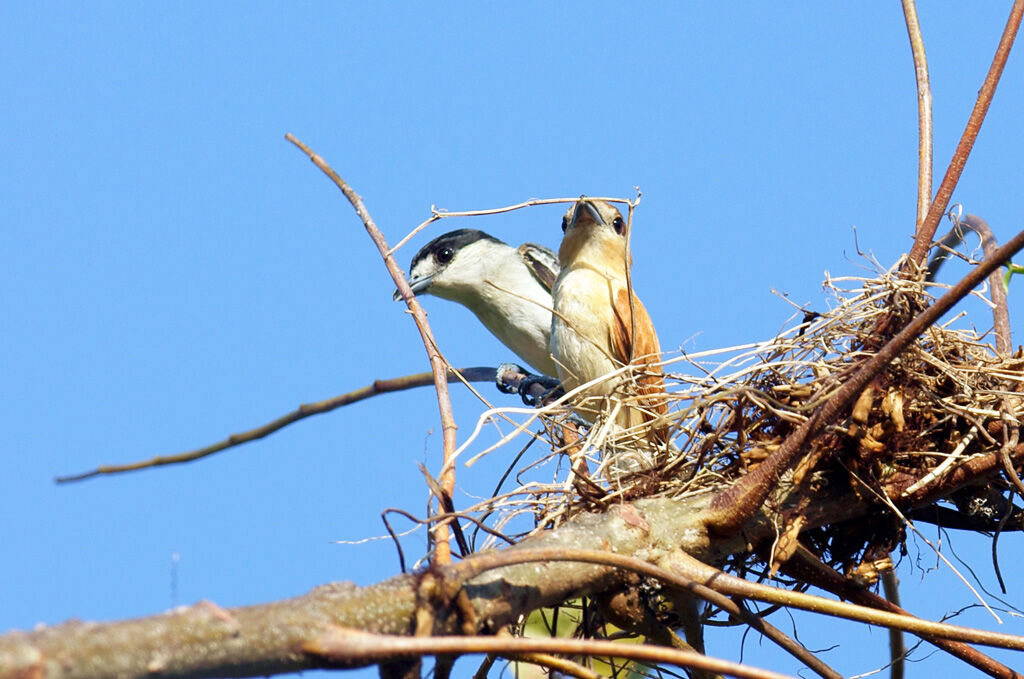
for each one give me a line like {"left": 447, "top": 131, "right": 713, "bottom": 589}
{"left": 561, "top": 216, "right": 568, "bottom": 233}
{"left": 612, "top": 216, "right": 625, "bottom": 235}
{"left": 436, "top": 247, "right": 454, "bottom": 264}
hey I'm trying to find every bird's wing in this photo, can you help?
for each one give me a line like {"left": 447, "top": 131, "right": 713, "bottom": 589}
{"left": 518, "top": 243, "right": 560, "bottom": 293}
{"left": 611, "top": 285, "right": 668, "bottom": 419}
{"left": 610, "top": 286, "right": 661, "bottom": 367}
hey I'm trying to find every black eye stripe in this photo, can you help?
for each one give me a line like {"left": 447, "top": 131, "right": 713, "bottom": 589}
{"left": 410, "top": 229, "right": 504, "bottom": 271}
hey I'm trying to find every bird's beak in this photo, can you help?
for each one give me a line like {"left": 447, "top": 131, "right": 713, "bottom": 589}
{"left": 571, "top": 198, "right": 604, "bottom": 228}
{"left": 393, "top": 273, "right": 434, "bottom": 301}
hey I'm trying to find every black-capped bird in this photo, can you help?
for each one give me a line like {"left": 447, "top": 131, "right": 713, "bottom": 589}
{"left": 550, "top": 198, "right": 668, "bottom": 444}
{"left": 398, "top": 229, "right": 560, "bottom": 377}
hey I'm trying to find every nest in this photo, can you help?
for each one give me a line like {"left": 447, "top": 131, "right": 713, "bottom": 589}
{"left": 464, "top": 256, "right": 1023, "bottom": 575}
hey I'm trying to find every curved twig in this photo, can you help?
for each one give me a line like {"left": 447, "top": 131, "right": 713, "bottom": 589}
{"left": 901, "top": 0, "right": 933, "bottom": 234}
{"left": 906, "top": 0, "right": 1024, "bottom": 267}
{"left": 387, "top": 195, "right": 635, "bottom": 257}
{"left": 781, "top": 545, "right": 1018, "bottom": 679}
{"left": 304, "top": 627, "right": 795, "bottom": 679}
{"left": 286, "top": 134, "right": 460, "bottom": 565}
{"left": 945, "top": 215, "right": 1024, "bottom": 502}
{"left": 54, "top": 367, "right": 497, "bottom": 484}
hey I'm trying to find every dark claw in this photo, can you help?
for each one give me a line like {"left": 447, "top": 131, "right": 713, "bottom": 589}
{"left": 518, "top": 375, "right": 563, "bottom": 407}
{"left": 496, "top": 363, "right": 530, "bottom": 394}
{"left": 495, "top": 363, "right": 562, "bottom": 406}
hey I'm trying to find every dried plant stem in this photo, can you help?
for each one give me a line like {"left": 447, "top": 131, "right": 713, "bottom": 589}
{"left": 901, "top": 0, "right": 933, "bottom": 232}
{"left": 304, "top": 627, "right": 794, "bottom": 679}
{"left": 907, "top": 0, "right": 1024, "bottom": 266}
{"left": 54, "top": 367, "right": 497, "bottom": 484}
{"left": 285, "top": 134, "right": 458, "bottom": 565}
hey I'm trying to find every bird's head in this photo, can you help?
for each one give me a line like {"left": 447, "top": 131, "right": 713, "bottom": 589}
{"left": 395, "top": 229, "right": 506, "bottom": 303}
{"left": 558, "top": 197, "right": 629, "bottom": 269}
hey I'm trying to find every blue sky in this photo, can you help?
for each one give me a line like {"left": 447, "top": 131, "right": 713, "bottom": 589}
{"left": 3, "top": 3, "right": 1024, "bottom": 677}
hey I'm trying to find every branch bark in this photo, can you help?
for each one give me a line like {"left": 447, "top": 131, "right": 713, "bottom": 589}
{"left": 6, "top": 472, "right": 1024, "bottom": 679}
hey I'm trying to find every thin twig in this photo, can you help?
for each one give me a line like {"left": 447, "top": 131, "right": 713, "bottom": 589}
{"left": 387, "top": 196, "right": 635, "bottom": 257}
{"left": 509, "top": 651, "right": 603, "bottom": 679}
{"left": 55, "top": 367, "right": 496, "bottom": 484}
{"left": 901, "top": 0, "right": 933, "bottom": 233}
{"left": 906, "top": 0, "right": 1024, "bottom": 267}
{"left": 304, "top": 627, "right": 795, "bottom": 679}
{"left": 957, "top": 215, "right": 1024, "bottom": 501}
{"left": 285, "top": 133, "right": 459, "bottom": 566}
{"left": 783, "top": 545, "right": 1018, "bottom": 679}
{"left": 881, "top": 568, "right": 905, "bottom": 679}
{"left": 961, "top": 216, "right": 1012, "bottom": 355}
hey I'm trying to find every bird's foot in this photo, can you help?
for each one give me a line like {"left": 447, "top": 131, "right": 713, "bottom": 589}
{"left": 495, "top": 363, "right": 562, "bottom": 407}
{"left": 518, "top": 375, "right": 563, "bottom": 407}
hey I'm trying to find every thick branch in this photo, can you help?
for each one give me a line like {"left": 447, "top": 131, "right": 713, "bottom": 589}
{"left": 6, "top": 477, "right": 1024, "bottom": 679}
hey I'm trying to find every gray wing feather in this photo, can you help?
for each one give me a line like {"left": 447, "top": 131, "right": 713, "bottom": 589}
{"left": 517, "top": 243, "right": 559, "bottom": 293}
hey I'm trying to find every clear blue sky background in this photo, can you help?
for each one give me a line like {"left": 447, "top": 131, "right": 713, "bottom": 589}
{"left": 3, "top": 4, "right": 1024, "bottom": 677}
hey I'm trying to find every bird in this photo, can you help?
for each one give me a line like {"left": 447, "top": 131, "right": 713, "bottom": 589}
{"left": 397, "top": 228, "right": 561, "bottom": 377}
{"left": 550, "top": 197, "right": 669, "bottom": 445}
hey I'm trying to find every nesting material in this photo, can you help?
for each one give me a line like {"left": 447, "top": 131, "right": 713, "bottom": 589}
{"left": 467, "top": 256, "right": 1022, "bottom": 569}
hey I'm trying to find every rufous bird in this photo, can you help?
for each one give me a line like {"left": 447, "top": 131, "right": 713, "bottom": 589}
{"left": 550, "top": 197, "right": 669, "bottom": 445}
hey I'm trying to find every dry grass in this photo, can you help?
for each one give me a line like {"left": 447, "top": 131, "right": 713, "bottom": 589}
{"left": 463, "top": 255, "right": 1022, "bottom": 573}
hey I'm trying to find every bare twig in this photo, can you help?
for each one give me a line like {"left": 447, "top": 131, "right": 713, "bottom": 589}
{"left": 957, "top": 215, "right": 1012, "bottom": 354}
{"left": 387, "top": 196, "right": 634, "bottom": 257}
{"left": 782, "top": 545, "right": 1019, "bottom": 679}
{"left": 285, "top": 134, "right": 459, "bottom": 566}
{"left": 906, "top": 0, "right": 1024, "bottom": 267}
{"left": 901, "top": 0, "right": 933, "bottom": 233}
{"left": 303, "top": 627, "right": 795, "bottom": 679}
{"left": 881, "top": 569, "right": 906, "bottom": 679}
{"left": 507, "top": 651, "right": 602, "bottom": 679}
{"left": 54, "top": 367, "right": 497, "bottom": 484}
{"left": 954, "top": 215, "right": 1023, "bottom": 500}
{"left": 708, "top": 227, "right": 1024, "bottom": 534}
